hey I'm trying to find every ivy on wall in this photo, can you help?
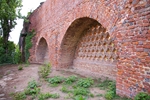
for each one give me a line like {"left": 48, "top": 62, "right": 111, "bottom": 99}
{"left": 25, "top": 30, "right": 35, "bottom": 62}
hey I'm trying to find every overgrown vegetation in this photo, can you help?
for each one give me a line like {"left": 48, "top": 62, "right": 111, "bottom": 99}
{"left": 134, "top": 92, "right": 150, "bottom": 100}
{"left": 25, "top": 30, "right": 35, "bottom": 62}
{"left": 39, "top": 63, "right": 51, "bottom": 78}
{"left": 0, "top": 37, "right": 21, "bottom": 64}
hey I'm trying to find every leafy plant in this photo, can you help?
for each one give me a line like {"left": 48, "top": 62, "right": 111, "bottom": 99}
{"left": 11, "top": 92, "right": 26, "bottom": 100}
{"left": 38, "top": 93, "right": 59, "bottom": 100}
{"left": 39, "top": 63, "right": 51, "bottom": 78}
{"left": 73, "top": 87, "right": 89, "bottom": 96}
{"left": 134, "top": 92, "right": 150, "bottom": 100}
{"left": 104, "top": 81, "right": 116, "bottom": 100}
{"left": 47, "top": 76, "right": 64, "bottom": 85}
{"left": 60, "top": 86, "right": 71, "bottom": 93}
{"left": 74, "top": 95, "right": 87, "bottom": 100}
{"left": 18, "top": 65, "right": 23, "bottom": 70}
{"left": 64, "top": 75, "right": 77, "bottom": 84}
{"left": 97, "top": 79, "right": 113, "bottom": 90}
{"left": 28, "top": 80, "right": 38, "bottom": 89}
{"left": 77, "top": 78, "right": 94, "bottom": 88}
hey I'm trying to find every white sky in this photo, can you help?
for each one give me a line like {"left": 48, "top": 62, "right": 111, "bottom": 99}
{"left": 9, "top": 0, "right": 46, "bottom": 44}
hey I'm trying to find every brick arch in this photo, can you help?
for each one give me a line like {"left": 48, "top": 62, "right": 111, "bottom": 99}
{"left": 59, "top": 17, "right": 118, "bottom": 79}
{"left": 36, "top": 37, "right": 49, "bottom": 63}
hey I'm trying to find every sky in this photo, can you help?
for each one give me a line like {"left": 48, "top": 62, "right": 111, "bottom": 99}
{"left": 9, "top": 0, "right": 46, "bottom": 44}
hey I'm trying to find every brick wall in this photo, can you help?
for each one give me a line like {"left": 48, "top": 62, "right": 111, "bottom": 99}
{"left": 27, "top": 0, "right": 150, "bottom": 98}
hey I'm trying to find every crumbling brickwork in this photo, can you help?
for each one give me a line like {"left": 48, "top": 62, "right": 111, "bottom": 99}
{"left": 27, "top": 0, "right": 150, "bottom": 98}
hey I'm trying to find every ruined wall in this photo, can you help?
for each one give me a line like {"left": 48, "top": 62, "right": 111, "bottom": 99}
{"left": 27, "top": 0, "right": 150, "bottom": 98}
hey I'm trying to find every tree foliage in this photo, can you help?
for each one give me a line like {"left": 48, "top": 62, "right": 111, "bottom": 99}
{"left": 0, "top": 0, "right": 22, "bottom": 50}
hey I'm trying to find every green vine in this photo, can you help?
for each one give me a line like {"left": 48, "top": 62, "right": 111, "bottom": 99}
{"left": 25, "top": 30, "right": 35, "bottom": 62}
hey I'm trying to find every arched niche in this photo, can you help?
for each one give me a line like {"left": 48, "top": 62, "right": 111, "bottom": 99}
{"left": 59, "top": 17, "right": 118, "bottom": 79}
{"left": 36, "top": 37, "right": 49, "bottom": 63}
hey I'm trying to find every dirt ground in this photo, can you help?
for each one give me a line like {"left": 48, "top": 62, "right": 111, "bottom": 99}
{"left": 0, "top": 64, "right": 107, "bottom": 100}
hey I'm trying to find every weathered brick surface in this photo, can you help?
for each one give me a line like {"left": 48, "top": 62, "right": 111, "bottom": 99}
{"left": 27, "top": 0, "right": 150, "bottom": 98}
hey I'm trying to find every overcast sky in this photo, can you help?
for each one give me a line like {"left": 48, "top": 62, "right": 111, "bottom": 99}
{"left": 9, "top": 0, "right": 46, "bottom": 44}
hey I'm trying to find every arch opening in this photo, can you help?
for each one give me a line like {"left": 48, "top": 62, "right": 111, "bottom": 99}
{"left": 36, "top": 37, "right": 49, "bottom": 63}
{"left": 60, "top": 17, "right": 118, "bottom": 79}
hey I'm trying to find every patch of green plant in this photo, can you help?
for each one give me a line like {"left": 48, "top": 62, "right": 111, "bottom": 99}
{"left": 77, "top": 78, "right": 94, "bottom": 88}
{"left": 60, "top": 86, "right": 72, "bottom": 93}
{"left": 97, "top": 79, "right": 113, "bottom": 90}
{"left": 96, "top": 94, "right": 103, "bottom": 97}
{"left": 64, "top": 75, "right": 77, "bottom": 84}
{"left": 24, "top": 80, "right": 40, "bottom": 96}
{"left": 74, "top": 95, "right": 87, "bottom": 100}
{"left": 18, "top": 65, "right": 23, "bottom": 70}
{"left": 28, "top": 80, "right": 38, "bottom": 88}
{"left": 39, "top": 63, "right": 51, "bottom": 78}
{"left": 47, "top": 76, "right": 64, "bottom": 85}
{"left": 13, "top": 45, "right": 21, "bottom": 64}
{"left": 104, "top": 81, "right": 116, "bottom": 100}
{"left": 134, "top": 92, "right": 150, "bottom": 100}
{"left": 11, "top": 92, "right": 26, "bottom": 100}
{"left": 73, "top": 87, "right": 89, "bottom": 96}
{"left": 38, "top": 93, "right": 59, "bottom": 100}
{"left": 64, "top": 93, "right": 72, "bottom": 99}
{"left": 24, "top": 87, "right": 40, "bottom": 95}
{"left": 25, "top": 30, "right": 35, "bottom": 62}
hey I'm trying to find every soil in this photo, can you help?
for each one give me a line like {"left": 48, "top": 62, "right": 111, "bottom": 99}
{"left": 0, "top": 64, "right": 107, "bottom": 100}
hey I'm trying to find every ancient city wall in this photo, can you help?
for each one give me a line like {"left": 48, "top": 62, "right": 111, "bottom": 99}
{"left": 27, "top": 0, "right": 150, "bottom": 98}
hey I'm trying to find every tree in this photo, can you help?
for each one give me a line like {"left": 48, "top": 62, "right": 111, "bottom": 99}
{"left": 0, "top": 0, "right": 22, "bottom": 53}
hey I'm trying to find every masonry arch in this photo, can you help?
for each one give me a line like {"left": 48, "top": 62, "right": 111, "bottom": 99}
{"left": 36, "top": 37, "right": 49, "bottom": 63}
{"left": 59, "top": 17, "right": 118, "bottom": 79}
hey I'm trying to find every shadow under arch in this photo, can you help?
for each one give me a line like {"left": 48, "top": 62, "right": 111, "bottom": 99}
{"left": 36, "top": 37, "right": 49, "bottom": 63}
{"left": 59, "top": 17, "right": 117, "bottom": 79}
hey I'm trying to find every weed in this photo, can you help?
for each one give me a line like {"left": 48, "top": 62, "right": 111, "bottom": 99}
{"left": 96, "top": 94, "right": 103, "bottom": 97}
{"left": 64, "top": 75, "right": 77, "bottom": 84}
{"left": 39, "top": 63, "right": 51, "bottom": 78}
{"left": 38, "top": 93, "right": 59, "bottom": 100}
{"left": 60, "top": 86, "right": 71, "bottom": 93}
{"left": 24, "top": 87, "right": 40, "bottom": 95}
{"left": 18, "top": 65, "right": 23, "bottom": 70}
{"left": 134, "top": 92, "right": 150, "bottom": 100}
{"left": 64, "top": 93, "right": 72, "bottom": 99}
{"left": 97, "top": 79, "right": 113, "bottom": 90}
{"left": 73, "top": 87, "right": 89, "bottom": 96}
{"left": 47, "top": 76, "right": 64, "bottom": 85}
{"left": 74, "top": 95, "right": 87, "bottom": 100}
{"left": 11, "top": 92, "right": 26, "bottom": 100}
{"left": 28, "top": 80, "right": 38, "bottom": 89}
{"left": 77, "top": 78, "right": 94, "bottom": 88}
{"left": 104, "top": 81, "right": 116, "bottom": 100}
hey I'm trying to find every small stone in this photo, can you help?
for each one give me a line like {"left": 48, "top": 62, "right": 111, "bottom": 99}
{"left": 0, "top": 94, "right": 4, "bottom": 97}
